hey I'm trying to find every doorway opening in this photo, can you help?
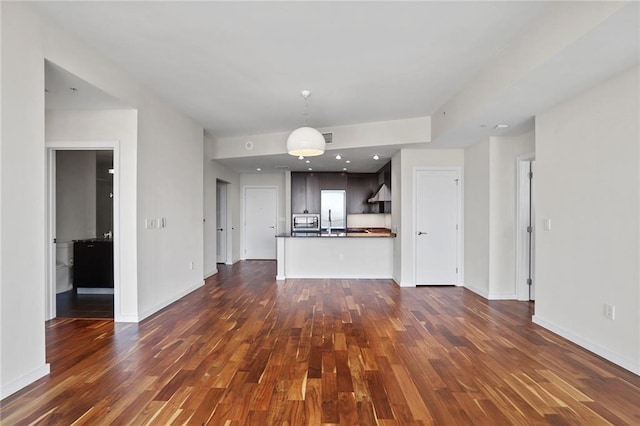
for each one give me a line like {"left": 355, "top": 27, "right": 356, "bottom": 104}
{"left": 516, "top": 154, "right": 535, "bottom": 301}
{"left": 46, "top": 142, "right": 121, "bottom": 320}
{"left": 216, "top": 180, "right": 229, "bottom": 264}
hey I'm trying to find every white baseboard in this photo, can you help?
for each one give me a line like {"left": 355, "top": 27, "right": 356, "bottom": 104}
{"left": 463, "top": 283, "right": 517, "bottom": 300}
{"left": 397, "top": 280, "right": 415, "bottom": 287}
{"left": 276, "top": 275, "right": 286, "bottom": 281}
{"left": 204, "top": 268, "right": 218, "bottom": 279}
{"left": 487, "top": 292, "right": 517, "bottom": 300}
{"left": 115, "top": 314, "right": 140, "bottom": 323}
{"left": 464, "top": 283, "right": 489, "bottom": 298}
{"left": 532, "top": 315, "right": 640, "bottom": 376}
{"left": 77, "top": 288, "right": 114, "bottom": 295}
{"left": 1, "top": 363, "right": 50, "bottom": 400}
{"left": 283, "top": 274, "right": 394, "bottom": 280}
{"left": 137, "top": 280, "right": 204, "bottom": 322}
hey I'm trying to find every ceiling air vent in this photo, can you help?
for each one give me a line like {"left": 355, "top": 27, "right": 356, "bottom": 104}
{"left": 322, "top": 132, "right": 333, "bottom": 144}
{"left": 275, "top": 165, "right": 290, "bottom": 170}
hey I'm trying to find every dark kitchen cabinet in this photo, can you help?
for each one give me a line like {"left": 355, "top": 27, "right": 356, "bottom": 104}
{"left": 319, "top": 172, "right": 347, "bottom": 190}
{"left": 347, "top": 173, "right": 380, "bottom": 214}
{"left": 291, "top": 173, "right": 321, "bottom": 213}
{"left": 73, "top": 240, "right": 114, "bottom": 289}
{"left": 292, "top": 166, "right": 391, "bottom": 215}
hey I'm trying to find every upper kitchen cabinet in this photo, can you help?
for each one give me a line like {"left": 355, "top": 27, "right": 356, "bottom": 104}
{"left": 291, "top": 172, "right": 321, "bottom": 213}
{"left": 292, "top": 165, "right": 391, "bottom": 215}
{"left": 319, "top": 172, "right": 347, "bottom": 190}
{"left": 347, "top": 173, "right": 380, "bottom": 214}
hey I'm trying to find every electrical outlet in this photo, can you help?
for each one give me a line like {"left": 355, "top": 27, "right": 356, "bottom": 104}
{"left": 604, "top": 304, "right": 616, "bottom": 320}
{"left": 338, "top": 253, "right": 344, "bottom": 261}
{"left": 145, "top": 218, "right": 156, "bottom": 229}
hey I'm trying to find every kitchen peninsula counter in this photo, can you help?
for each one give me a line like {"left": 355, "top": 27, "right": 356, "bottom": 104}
{"left": 275, "top": 229, "right": 395, "bottom": 280}
{"left": 277, "top": 231, "right": 396, "bottom": 238}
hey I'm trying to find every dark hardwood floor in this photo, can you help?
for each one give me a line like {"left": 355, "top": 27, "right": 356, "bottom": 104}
{"left": 2, "top": 260, "right": 639, "bottom": 424}
{"left": 56, "top": 290, "right": 114, "bottom": 319}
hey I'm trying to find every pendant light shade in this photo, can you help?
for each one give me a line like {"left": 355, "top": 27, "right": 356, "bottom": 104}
{"left": 287, "top": 126, "right": 325, "bottom": 157}
{"left": 287, "top": 90, "right": 325, "bottom": 157}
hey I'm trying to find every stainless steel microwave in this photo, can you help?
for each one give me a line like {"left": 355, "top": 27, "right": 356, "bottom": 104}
{"left": 292, "top": 214, "right": 320, "bottom": 232}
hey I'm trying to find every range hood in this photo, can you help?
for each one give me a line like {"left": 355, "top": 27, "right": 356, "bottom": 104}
{"left": 368, "top": 183, "right": 391, "bottom": 203}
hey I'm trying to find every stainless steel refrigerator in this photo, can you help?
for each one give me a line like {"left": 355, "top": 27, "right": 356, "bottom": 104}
{"left": 320, "top": 190, "right": 346, "bottom": 232}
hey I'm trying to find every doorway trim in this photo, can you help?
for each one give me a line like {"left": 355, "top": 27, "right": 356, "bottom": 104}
{"left": 215, "top": 180, "right": 229, "bottom": 265}
{"left": 516, "top": 152, "right": 535, "bottom": 301}
{"left": 45, "top": 141, "right": 121, "bottom": 321}
{"left": 412, "top": 166, "right": 463, "bottom": 287}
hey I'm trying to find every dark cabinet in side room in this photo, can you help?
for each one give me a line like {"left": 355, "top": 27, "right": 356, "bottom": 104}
{"left": 73, "top": 240, "right": 114, "bottom": 289}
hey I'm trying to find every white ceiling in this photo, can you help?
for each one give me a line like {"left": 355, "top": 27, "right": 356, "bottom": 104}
{"left": 45, "top": 60, "right": 130, "bottom": 110}
{"left": 37, "top": 1, "right": 639, "bottom": 173}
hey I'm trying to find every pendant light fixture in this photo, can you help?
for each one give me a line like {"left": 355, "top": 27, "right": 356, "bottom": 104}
{"left": 287, "top": 90, "right": 325, "bottom": 157}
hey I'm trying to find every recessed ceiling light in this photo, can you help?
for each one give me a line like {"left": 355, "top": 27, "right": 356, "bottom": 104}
{"left": 335, "top": 154, "right": 342, "bottom": 160}
{"left": 308, "top": 167, "right": 313, "bottom": 171}
{"left": 298, "top": 155, "right": 304, "bottom": 160}
{"left": 305, "top": 160, "right": 310, "bottom": 163}
{"left": 495, "top": 124, "right": 509, "bottom": 129}
{"left": 373, "top": 154, "right": 380, "bottom": 160}
{"left": 345, "top": 160, "right": 351, "bottom": 164}
{"left": 256, "top": 168, "right": 261, "bottom": 171}
{"left": 343, "top": 167, "right": 347, "bottom": 171}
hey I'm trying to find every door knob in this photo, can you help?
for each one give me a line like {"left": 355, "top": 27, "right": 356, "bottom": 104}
{"left": 269, "top": 226, "right": 275, "bottom": 229}
{"left": 216, "top": 228, "right": 223, "bottom": 231}
{"left": 417, "top": 231, "right": 427, "bottom": 235}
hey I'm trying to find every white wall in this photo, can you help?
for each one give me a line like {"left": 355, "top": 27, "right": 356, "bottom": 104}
{"left": 1, "top": 2, "right": 49, "bottom": 399}
{"left": 204, "top": 136, "right": 241, "bottom": 276}
{"left": 489, "top": 132, "right": 535, "bottom": 298}
{"left": 135, "top": 92, "right": 204, "bottom": 320}
{"left": 391, "top": 151, "right": 402, "bottom": 283}
{"left": 396, "top": 149, "right": 464, "bottom": 286}
{"left": 464, "top": 139, "right": 490, "bottom": 296}
{"left": 1, "top": 2, "right": 205, "bottom": 397}
{"left": 464, "top": 132, "right": 535, "bottom": 299}
{"left": 46, "top": 109, "right": 139, "bottom": 319}
{"left": 239, "top": 172, "right": 286, "bottom": 259}
{"left": 56, "top": 150, "right": 97, "bottom": 242}
{"left": 534, "top": 66, "right": 639, "bottom": 374}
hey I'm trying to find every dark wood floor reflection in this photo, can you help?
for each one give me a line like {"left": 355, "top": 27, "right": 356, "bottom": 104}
{"left": 56, "top": 290, "right": 114, "bottom": 319}
{"left": 2, "top": 261, "right": 639, "bottom": 424}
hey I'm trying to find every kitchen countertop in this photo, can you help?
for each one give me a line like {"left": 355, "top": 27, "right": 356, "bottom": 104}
{"left": 277, "top": 228, "right": 396, "bottom": 238}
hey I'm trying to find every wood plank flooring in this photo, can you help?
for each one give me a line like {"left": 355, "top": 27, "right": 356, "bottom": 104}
{"left": 55, "top": 290, "right": 114, "bottom": 319}
{"left": 2, "top": 260, "right": 639, "bottom": 424}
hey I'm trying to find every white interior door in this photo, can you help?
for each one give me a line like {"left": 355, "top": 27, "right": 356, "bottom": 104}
{"left": 216, "top": 181, "right": 227, "bottom": 263}
{"left": 244, "top": 187, "right": 277, "bottom": 259}
{"left": 517, "top": 155, "right": 536, "bottom": 301}
{"left": 415, "top": 169, "right": 459, "bottom": 285}
{"left": 529, "top": 160, "right": 536, "bottom": 300}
